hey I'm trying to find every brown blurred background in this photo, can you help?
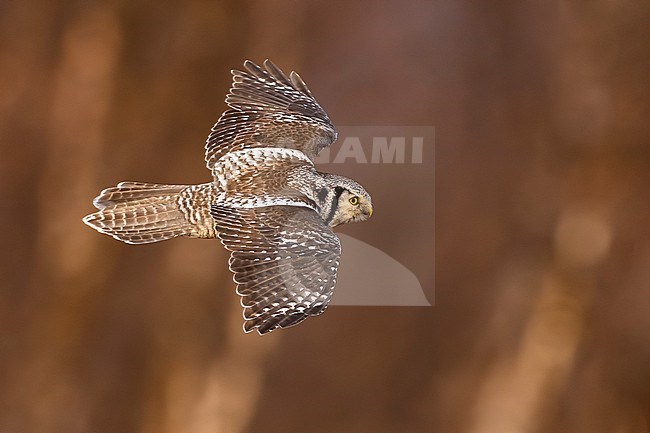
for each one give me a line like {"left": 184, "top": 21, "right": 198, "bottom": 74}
{"left": 1, "top": 1, "right": 649, "bottom": 432}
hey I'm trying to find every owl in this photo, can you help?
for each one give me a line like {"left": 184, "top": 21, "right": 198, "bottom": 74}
{"left": 83, "top": 60, "right": 373, "bottom": 334}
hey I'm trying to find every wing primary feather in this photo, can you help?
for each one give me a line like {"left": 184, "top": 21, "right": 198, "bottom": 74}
{"left": 290, "top": 71, "right": 312, "bottom": 96}
{"left": 242, "top": 60, "right": 266, "bottom": 80}
{"left": 262, "top": 59, "right": 293, "bottom": 86}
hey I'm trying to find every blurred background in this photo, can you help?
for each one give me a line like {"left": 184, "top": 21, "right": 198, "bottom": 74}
{"left": 1, "top": 1, "right": 648, "bottom": 432}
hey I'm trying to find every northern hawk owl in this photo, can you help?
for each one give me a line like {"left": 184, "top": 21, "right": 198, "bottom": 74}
{"left": 83, "top": 60, "right": 373, "bottom": 334}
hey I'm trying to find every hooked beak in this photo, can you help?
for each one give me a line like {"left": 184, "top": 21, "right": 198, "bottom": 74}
{"left": 363, "top": 204, "right": 373, "bottom": 220}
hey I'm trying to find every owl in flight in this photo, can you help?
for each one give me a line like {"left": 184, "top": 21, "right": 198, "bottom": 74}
{"left": 83, "top": 60, "right": 373, "bottom": 335}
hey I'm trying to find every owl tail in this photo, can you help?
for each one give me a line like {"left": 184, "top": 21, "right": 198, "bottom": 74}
{"left": 83, "top": 182, "right": 193, "bottom": 244}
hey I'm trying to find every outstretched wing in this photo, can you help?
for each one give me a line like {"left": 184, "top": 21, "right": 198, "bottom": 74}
{"left": 205, "top": 59, "right": 337, "bottom": 173}
{"left": 211, "top": 204, "right": 341, "bottom": 335}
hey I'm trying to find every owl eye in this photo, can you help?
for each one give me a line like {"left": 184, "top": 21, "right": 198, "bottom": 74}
{"left": 349, "top": 196, "right": 359, "bottom": 206}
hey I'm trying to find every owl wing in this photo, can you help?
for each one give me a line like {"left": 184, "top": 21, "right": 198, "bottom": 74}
{"left": 205, "top": 59, "right": 337, "bottom": 174}
{"left": 211, "top": 204, "right": 341, "bottom": 335}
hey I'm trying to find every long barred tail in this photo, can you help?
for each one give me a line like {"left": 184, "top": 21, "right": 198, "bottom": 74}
{"left": 83, "top": 182, "right": 194, "bottom": 244}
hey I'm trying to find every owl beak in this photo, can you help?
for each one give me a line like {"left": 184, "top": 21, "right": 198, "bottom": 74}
{"left": 364, "top": 204, "right": 373, "bottom": 219}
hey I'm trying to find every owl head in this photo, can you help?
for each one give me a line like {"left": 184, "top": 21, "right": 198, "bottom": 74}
{"left": 319, "top": 175, "right": 373, "bottom": 227}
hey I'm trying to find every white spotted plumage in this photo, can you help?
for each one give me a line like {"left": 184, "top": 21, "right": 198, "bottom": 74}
{"left": 83, "top": 59, "right": 372, "bottom": 334}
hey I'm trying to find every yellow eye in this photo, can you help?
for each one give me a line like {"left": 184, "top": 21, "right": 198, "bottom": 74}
{"left": 349, "top": 196, "right": 359, "bottom": 206}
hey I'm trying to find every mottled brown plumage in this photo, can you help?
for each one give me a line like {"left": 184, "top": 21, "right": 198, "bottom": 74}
{"left": 84, "top": 60, "right": 372, "bottom": 334}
